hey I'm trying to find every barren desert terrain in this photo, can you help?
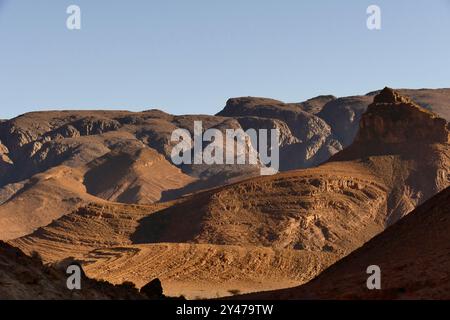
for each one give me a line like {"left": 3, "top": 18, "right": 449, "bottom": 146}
{"left": 1, "top": 88, "right": 449, "bottom": 299}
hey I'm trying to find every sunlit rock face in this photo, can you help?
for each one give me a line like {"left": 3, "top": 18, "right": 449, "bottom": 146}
{"left": 356, "top": 87, "right": 449, "bottom": 145}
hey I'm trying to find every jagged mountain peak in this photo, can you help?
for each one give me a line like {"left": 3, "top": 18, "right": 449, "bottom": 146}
{"left": 373, "top": 87, "right": 413, "bottom": 104}
{"left": 355, "top": 87, "right": 449, "bottom": 145}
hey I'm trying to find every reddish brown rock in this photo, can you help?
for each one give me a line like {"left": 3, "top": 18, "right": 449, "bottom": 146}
{"left": 356, "top": 87, "right": 449, "bottom": 145}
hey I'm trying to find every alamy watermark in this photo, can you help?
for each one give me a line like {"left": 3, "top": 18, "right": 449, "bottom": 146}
{"left": 367, "top": 5, "right": 381, "bottom": 30}
{"left": 366, "top": 265, "right": 381, "bottom": 290}
{"left": 65, "top": 5, "right": 380, "bottom": 31}
{"left": 66, "top": 264, "right": 82, "bottom": 290}
{"left": 66, "top": 5, "right": 81, "bottom": 30}
{"left": 170, "top": 121, "right": 280, "bottom": 175}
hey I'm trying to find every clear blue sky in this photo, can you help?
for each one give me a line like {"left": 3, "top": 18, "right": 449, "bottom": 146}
{"left": 1, "top": 0, "right": 449, "bottom": 119}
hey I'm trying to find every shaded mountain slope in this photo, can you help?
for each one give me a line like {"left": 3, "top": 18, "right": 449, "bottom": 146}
{"left": 0, "top": 241, "right": 158, "bottom": 299}
{"left": 83, "top": 143, "right": 194, "bottom": 204}
{"left": 0, "top": 166, "right": 103, "bottom": 240}
{"left": 217, "top": 97, "right": 343, "bottom": 170}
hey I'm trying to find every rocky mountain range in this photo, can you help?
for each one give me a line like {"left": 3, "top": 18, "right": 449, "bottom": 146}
{"left": 0, "top": 87, "right": 449, "bottom": 299}
{"left": 1, "top": 88, "right": 449, "bottom": 240}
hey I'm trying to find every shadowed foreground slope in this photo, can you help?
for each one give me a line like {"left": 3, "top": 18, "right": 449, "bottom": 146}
{"left": 0, "top": 241, "right": 167, "bottom": 300}
{"left": 238, "top": 186, "right": 450, "bottom": 300}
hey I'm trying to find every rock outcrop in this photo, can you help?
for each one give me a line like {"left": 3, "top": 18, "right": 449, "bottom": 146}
{"left": 332, "top": 88, "right": 450, "bottom": 224}
{"left": 140, "top": 278, "right": 164, "bottom": 299}
{"left": 356, "top": 87, "right": 449, "bottom": 145}
{"left": 0, "top": 140, "right": 13, "bottom": 178}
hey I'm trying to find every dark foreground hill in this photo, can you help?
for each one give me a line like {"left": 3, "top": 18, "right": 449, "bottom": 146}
{"left": 237, "top": 186, "right": 450, "bottom": 300}
{"left": 0, "top": 241, "right": 169, "bottom": 299}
